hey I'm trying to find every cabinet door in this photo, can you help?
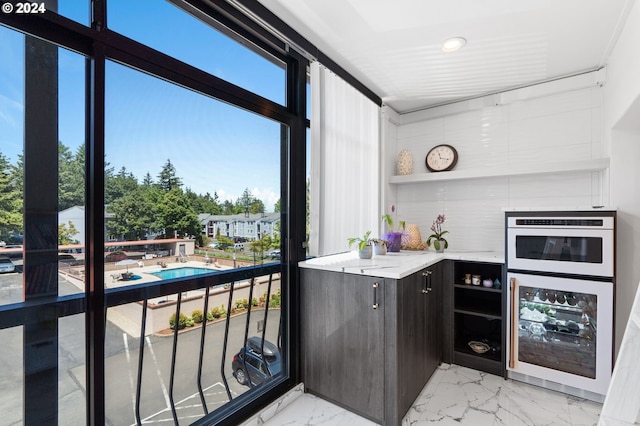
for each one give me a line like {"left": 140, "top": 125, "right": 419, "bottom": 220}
{"left": 426, "top": 261, "right": 448, "bottom": 374}
{"left": 300, "top": 269, "right": 385, "bottom": 422}
{"left": 393, "top": 268, "right": 429, "bottom": 411}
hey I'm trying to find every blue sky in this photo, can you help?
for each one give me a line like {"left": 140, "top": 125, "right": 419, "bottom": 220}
{"left": 0, "top": 0, "right": 300, "bottom": 211}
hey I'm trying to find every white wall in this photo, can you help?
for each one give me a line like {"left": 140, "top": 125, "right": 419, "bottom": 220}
{"left": 383, "top": 0, "right": 640, "bottom": 355}
{"left": 386, "top": 75, "right": 606, "bottom": 253}
{"left": 59, "top": 206, "right": 85, "bottom": 244}
{"left": 604, "top": 0, "right": 640, "bottom": 353}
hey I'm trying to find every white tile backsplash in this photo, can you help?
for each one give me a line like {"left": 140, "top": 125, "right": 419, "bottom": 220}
{"left": 390, "top": 85, "right": 606, "bottom": 252}
{"left": 508, "top": 88, "right": 593, "bottom": 120}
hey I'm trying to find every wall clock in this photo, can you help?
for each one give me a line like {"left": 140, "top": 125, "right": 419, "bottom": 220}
{"left": 425, "top": 144, "right": 458, "bottom": 172}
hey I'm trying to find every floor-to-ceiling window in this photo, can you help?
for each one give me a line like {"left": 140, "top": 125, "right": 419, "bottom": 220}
{"left": 0, "top": 1, "right": 306, "bottom": 424}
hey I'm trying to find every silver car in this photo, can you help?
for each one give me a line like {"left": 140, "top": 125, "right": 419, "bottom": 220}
{"left": 0, "top": 256, "right": 15, "bottom": 273}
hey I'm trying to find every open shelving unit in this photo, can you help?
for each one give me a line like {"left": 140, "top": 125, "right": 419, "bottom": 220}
{"left": 389, "top": 158, "right": 609, "bottom": 185}
{"left": 452, "top": 261, "right": 506, "bottom": 377}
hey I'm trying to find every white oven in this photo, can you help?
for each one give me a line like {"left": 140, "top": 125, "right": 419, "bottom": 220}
{"left": 506, "top": 211, "right": 616, "bottom": 402}
{"left": 507, "top": 216, "right": 614, "bottom": 277}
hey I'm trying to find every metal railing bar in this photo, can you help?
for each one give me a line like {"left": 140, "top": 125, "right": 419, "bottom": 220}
{"left": 134, "top": 299, "right": 148, "bottom": 426}
{"left": 259, "top": 274, "right": 273, "bottom": 370}
{"left": 220, "top": 281, "right": 236, "bottom": 401}
{"left": 240, "top": 277, "right": 257, "bottom": 389}
{"left": 278, "top": 300, "right": 284, "bottom": 353}
{"left": 196, "top": 286, "right": 211, "bottom": 415}
{"left": 168, "top": 292, "right": 183, "bottom": 425}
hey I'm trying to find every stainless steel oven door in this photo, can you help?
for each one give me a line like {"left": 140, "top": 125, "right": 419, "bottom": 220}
{"left": 507, "top": 273, "right": 613, "bottom": 397}
{"left": 507, "top": 227, "right": 614, "bottom": 277}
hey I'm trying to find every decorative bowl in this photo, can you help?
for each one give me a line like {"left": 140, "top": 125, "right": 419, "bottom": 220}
{"left": 468, "top": 341, "right": 490, "bottom": 354}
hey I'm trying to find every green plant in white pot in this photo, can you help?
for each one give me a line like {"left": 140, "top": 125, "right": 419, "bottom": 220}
{"left": 371, "top": 238, "right": 389, "bottom": 255}
{"left": 426, "top": 214, "right": 449, "bottom": 252}
{"left": 348, "top": 231, "right": 373, "bottom": 259}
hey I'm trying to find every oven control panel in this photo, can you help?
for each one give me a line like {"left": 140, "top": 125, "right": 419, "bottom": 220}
{"left": 508, "top": 216, "right": 614, "bottom": 229}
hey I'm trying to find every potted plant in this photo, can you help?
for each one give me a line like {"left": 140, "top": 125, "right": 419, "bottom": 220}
{"left": 426, "top": 214, "right": 449, "bottom": 252}
{"left": 371, "top": 238, "right": 389, "bottom": 255}
{"left": 348, "top": 231, "right": 373, "bottom": 259}
{"left": 382, "top": 207, "right": 405, "bottom": 252}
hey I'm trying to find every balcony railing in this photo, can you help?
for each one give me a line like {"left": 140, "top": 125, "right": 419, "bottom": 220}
{"left": 0, "top": 261, "right": 284, "bottom": 425}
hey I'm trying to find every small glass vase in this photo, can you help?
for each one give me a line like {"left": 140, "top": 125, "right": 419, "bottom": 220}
{"left": 382, "top": 232, "right": 403, "bottom": 252}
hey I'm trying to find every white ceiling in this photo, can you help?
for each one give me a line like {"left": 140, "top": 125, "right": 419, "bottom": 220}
{"left": 258, "top": 0, "right": 633, "bottom": 113}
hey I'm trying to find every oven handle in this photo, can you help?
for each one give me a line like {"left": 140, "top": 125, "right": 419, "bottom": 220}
{"left": 510, "top": 276, "right": 517, "bottom": 369}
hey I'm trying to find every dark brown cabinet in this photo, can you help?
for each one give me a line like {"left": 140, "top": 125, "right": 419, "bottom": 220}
{"left": 300, "top": 263, "right": 446, "bottom": 425}
{"left": 391, "top": 261, "right": 444, "bottom": 416}
{"left": 300, "top": 270, "right": 385, "bottom": 421}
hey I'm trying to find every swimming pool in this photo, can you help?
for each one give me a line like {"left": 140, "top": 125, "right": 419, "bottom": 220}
{"left": 150, "top": 267, "right": 213, "bottom": 280}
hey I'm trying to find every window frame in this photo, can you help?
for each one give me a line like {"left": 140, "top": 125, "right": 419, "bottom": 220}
{"left": 0, "top": 0, "right": 308, "bottom": 424}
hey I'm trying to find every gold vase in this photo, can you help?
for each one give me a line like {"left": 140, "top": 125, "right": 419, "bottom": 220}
{"left": 401, "top": 224, "right": 426, "bottom": 250}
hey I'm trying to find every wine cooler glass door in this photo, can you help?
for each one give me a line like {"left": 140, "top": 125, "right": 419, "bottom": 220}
{"left": 508, "top": 273, "right": 613, "bottom": 396}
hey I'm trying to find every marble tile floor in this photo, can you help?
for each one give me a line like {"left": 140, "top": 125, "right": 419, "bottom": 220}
{"left": 250, "top": 364, "right": 602, "bottom": 426}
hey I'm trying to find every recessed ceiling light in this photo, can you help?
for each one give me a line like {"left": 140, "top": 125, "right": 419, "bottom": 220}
{"left": 442, "top": 37, "right": 466, "bottom": 52}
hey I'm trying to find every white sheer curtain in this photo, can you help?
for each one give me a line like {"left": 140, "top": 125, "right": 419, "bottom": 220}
{"left": 309, "top": 62, "right": 380, "bottom": 256}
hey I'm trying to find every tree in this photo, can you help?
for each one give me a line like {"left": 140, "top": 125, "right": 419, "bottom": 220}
{"left": 58, "top": 220, "right": 79, "bottom": 245}
{"left": 105, "top": 166, "right": 138, "bottom": 204}
{"left": 221, "top": 199, "right": 236, "bottom": 215}
{"left": 215, "top": 234, "right": 233, "bottom": 250}
{"left": 234, "top": 188, "right": 266, "bottom": 215}
{"left": 59, "top": 142, "right": 85, "bottom": 210}
{"left": 108, "top": 187, "right": 160, "bottom": 240}
{"left": 249, "top": 234, "right": 272, "bottom": 263}
{"left": 157, "top": 189, "right": 200, "bottom": 239}
{"left": 199, "top": 192, "right": 221, "bottom": 214}
{"left": 142, "top": 172, "right": 154, "bottom": 187}
{"left": 0, "top": 153, "right": 22, "bottom": 239}
{"left": 270, "top": 220, "right": 281, "bottom": 251}
{"left": 250, "top": 198, "right": 265, "bottom": 215}
{"left": 274, "top": 198, "right": 280, "bottom": 213}
{"left": 157, "top": 159, "right": 182, "bottom": 192}
{"left": 238, "top": 188, "right": 253, "bottom": 216}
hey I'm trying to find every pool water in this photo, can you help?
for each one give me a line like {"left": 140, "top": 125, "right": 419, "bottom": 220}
{"left": 150, "top": 267, "right": 213, "bottom": 280}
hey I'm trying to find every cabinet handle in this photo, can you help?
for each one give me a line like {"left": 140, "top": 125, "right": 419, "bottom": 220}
{"left": 372, "top": 282, "right": 379, "bottom": 310}
{"left": 422, "top": 270, "right": 432, "bottom": 293}
{"left": 510, "top": 277, "right": 517, "bottom": 369}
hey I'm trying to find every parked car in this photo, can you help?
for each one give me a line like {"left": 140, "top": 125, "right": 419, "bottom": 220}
{"left": 268, "top": 250, "right": 281, "bottom": 260}
{"left": 105, "top": 251, "right": 128, "bottom": 262}
{"left": 232, "top": 337, "right": 281, "bottom": 386}
{"left": 0, "top": 256, "right": 16, "bottom": 273}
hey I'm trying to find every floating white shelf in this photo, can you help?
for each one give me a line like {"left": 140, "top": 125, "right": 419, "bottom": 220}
{"left": 388, "top": 158, "right": 610, "bottom": 185}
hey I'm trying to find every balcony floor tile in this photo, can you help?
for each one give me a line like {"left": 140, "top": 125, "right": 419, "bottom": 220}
{"left": 253, "top": 364, "right": 602, "bottom": 425}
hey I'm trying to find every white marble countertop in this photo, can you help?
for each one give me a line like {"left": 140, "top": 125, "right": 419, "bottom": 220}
{"left": 299, "top": 250, "right": 504, "bottom": 279}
